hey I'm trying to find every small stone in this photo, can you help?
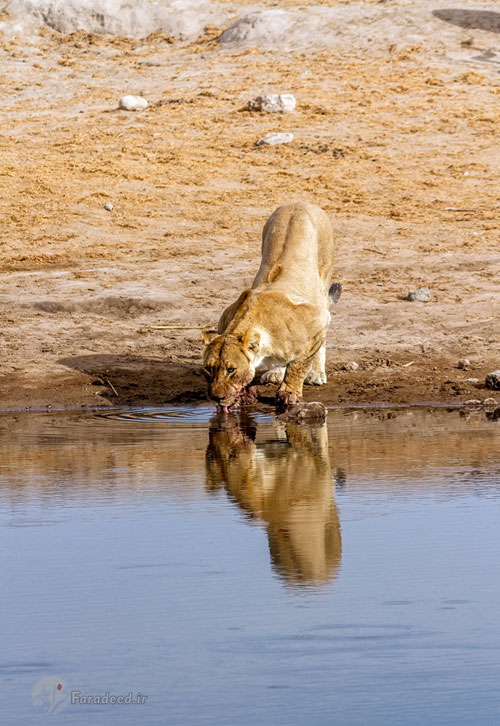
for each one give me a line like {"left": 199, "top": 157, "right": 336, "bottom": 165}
{"left": 248, "top": 94, "right": 296, "bottom": 113}
{"left": 485, "top": 370, "right": 500, "bottom": 390}
{"left": 277, "top": 401, "right": 327, "bottom": 422}
{"left": 342, "top": 361, "right": 359, "bottom": 371}
{"left": 484, "top": 398, "right": 498, "bottom": 406}
{"left": 458, "top": 358, "right": 470, "bottom": 370}
{"left": 406, "top": 288, "right": 431, "bottom": 302}
{"left": 118, "top": 95, "right": 148, "bottom": 111}
{"left": 465, "top": 378, "right": 479, "bottom": 384}
{"left": 256, "top": 132, "right": 294, "bottom": 146}
{"left": 104, "top": 202, "right": 113, "bottom": 211}
{"left": 464, "top": 399, "right": 482, "bottom": 406}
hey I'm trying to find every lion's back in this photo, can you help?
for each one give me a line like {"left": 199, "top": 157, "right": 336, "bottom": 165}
{"left": 254, "top": 202, "right": 335, "bottom": 294}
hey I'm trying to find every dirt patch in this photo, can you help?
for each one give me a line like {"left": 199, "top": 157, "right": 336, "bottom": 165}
{"left": 0, "top": 0, "right": 499, "bottom": 410}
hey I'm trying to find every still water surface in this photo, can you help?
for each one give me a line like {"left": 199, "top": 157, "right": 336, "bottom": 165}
{"left": 1, "top": 406, "right": 500, "bottom": 725}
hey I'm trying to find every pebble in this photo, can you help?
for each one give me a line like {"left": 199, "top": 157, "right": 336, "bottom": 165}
{"left": 484, "top": 398, "right": 498, "bottom": 406}
{"left": 465, "top": 377, "right": 479, "bottom": 384}
{"left": 406, "top": 288, "right": 431, "bottom": 303}
{"left": 248, "top": 94, "right": 296, "bottom": 113}
{"left": 256, "top": 132, "right": 294, "bottom": 146}
{"left": 458, "top": 358, "right": 470, "bottom": 370}
{"left": 118, "top": 95, "right": 148, "bottom": 111}
{"left": 342, "top": 361, "right": 359, "bottom": 371}
{"left": 464, "top": 399, "right": 482, "bottom": 406}
{"left": 485, "top": 370, "right": 500, "bottom": 390}
{"left": 104, "top": 202, "right": 113, "bottom": 211}
{"left": 277, "top": 401, "right": 327, "bottom": 422}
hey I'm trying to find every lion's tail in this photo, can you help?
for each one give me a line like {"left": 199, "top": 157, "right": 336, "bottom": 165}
{"left": 328, "top": 282, "right": 342, "bottom": 304}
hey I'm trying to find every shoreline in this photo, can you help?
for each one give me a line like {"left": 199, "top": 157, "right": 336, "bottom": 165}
{"left": 2, "top": 358, "right": 498, "bottom": 413}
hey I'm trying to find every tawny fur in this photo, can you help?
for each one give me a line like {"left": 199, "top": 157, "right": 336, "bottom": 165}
{"left": 205, "top": 415, "right": 341, "bottom": 586}
{"left": 201, "top": 202, "right": 336, "bottom": 408}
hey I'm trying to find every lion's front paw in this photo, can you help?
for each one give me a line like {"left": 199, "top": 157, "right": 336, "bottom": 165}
{"left": 275, "top": 389, "right": 302, "bottom": 410}
{"left": 305, "top": 369, "right": 327, "bottom": 385}
{"left": 260, "top": 367, "right": 286, "bottom": 385}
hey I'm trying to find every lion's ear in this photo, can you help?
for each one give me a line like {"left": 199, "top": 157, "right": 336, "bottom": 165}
{"left": 242, "top": 328, "right": 261, "bottom": 353}
{"left": 201, "top": 326, "right": 219, "bottom": 345}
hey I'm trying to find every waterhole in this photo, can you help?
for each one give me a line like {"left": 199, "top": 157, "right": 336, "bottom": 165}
{"left": 1, "top": 406, "right": 500, "bottom": 725}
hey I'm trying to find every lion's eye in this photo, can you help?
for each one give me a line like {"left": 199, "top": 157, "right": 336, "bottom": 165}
{"left": 226, "top": 367, "right": 235, "bottom": 375}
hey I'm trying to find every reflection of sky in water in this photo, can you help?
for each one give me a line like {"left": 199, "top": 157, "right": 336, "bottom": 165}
{"left": 1, "top": 408, "right": 500, "bottom": 725}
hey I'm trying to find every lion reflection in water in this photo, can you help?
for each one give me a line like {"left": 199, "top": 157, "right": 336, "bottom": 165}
{"left": 205, "top": 413, "right": 342, "bottom": 588}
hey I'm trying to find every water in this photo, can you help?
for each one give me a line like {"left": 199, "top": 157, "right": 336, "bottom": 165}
{"left": 1, "top": 405, "right": 500, "bottom": 725}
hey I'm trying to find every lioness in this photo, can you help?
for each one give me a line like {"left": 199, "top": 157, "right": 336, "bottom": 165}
{"left": 202, "top": 202, "right": 339, "bottom": 412}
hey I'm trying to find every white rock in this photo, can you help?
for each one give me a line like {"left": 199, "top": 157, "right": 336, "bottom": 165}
{"left": 458, "top": 358, "right": 470, "bottom": 370}
{"left": 343, "top": 361, "right": 359, "bottom": 371}
{"left": 465, "top": 378, "right": 479, "bottom": 384}
{"left": 256, "top": 132, "right": 294, "bottom": 147}
{"left": 464, "top": 399, "right": 482, "bottom": 406}
{"left": 485, "top": 370, "right": 500, "bottom": 390}
{"left": 406, "top": 288, "right": 431, "bottom": 303}
{"left": 104, "top": 202, "right": 113, "bottom": 211}
{"left": 119, "top": 95, "right": 148, "bottom": 111}
{"left": 484, "top": 398, "right": 498, "bottom": 406}
{"left": 248, "top": 94, "right": 296, "bottom": 113}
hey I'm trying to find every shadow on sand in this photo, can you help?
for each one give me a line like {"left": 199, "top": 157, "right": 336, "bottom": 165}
{"left": 57, "top": 353, "right": 206, "bottom": 405}
{"left": 433, "top": 8, "right": 500, "bottom": 33}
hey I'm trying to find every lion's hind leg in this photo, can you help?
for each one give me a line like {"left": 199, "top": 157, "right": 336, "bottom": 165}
{"left": 260, "top": 367, "right": 286, "bottom": 385}
{"left": 304, "top": 343, "right": 327, "bottom": 385}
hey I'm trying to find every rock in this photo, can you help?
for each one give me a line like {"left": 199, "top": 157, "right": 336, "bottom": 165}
{"left": 464, "top": 399, "right": 482, "bottom": 406}
{"left": 218, "top": 6, "right": 442, "bottom": 52}
{"left": 342, "top": 361, "right": 359, "bottom": 371}
{"left": 104, "top": 202, "right": 113, "bottom": 211}
{"left": 484, "top": 398, "right": 498, "bottom": 406}
{"left": 220, "top": 9, "right": 306, "bottom": 48}
{"left": 406, "top": 288, "right": 431, "bottom": 302}
{"left": 256, "top": 132, "right": 294, "bottom": 146}
{"left": 277, "top": 402, "right": 327, "bottom": 423}
{"left": 458, "top": 358, "right": 470, "bottom": 370}
{"left": 465, "top": 378, "right": 479, "bottom": 384}
{"left": 10, "top": 0, "right": 229, "bottom": 40}
{"left": 248, "top": 94, "right": 296, "bottom": 113}
{"left": 485, "top": 370, "right": 500, "bottom": 390}
{"left": 119, "top": 95, "right": 148, "bottom": 111}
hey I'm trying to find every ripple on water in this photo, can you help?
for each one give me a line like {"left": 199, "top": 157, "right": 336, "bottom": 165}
{"left": 95, "top": 405, "right": 275, "bottom": 426}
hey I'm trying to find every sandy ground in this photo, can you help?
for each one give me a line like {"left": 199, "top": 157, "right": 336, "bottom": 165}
{"left": 0, "top": 0, "right": 499, "bottom": 410}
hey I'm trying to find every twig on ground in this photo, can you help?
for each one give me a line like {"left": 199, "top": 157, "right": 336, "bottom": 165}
{"left": 149, "top": 325, "right": 206, "bottom": 330}
{"left": 105, "top": 379, "right": 119, "bottom": 396}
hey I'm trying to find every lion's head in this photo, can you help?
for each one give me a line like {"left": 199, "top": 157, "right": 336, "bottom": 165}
{"left": 201, "top": 327, "right": 261, "bottom": 410}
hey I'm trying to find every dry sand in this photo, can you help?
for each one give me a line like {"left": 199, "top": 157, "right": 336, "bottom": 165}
{"left": 0, "top": 0, "right": 499, "bottom": 410}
